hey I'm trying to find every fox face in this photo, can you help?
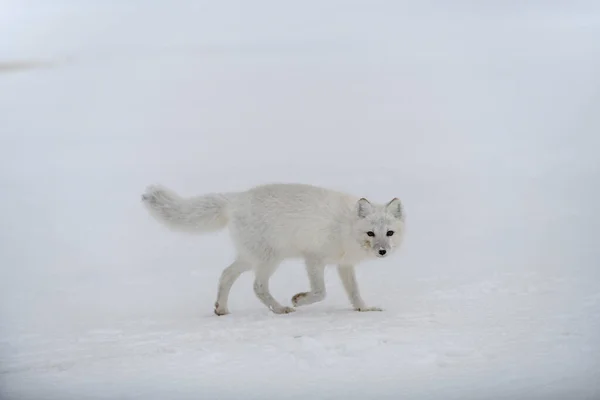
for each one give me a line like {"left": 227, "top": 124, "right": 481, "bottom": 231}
{"left": 354, "top": 197, "right": 405, "bottom": 258}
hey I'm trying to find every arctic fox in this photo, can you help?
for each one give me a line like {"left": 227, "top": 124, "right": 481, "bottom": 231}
{"left": 141, "top": 183, "right": 405, "bottom": 315}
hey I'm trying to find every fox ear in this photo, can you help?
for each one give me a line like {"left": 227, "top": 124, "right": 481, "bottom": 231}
{"left": 386, "top": 198, "right": 404, "bottom": 219}
{"left": 357, "top": 198, "right": 373, "bottom": 218}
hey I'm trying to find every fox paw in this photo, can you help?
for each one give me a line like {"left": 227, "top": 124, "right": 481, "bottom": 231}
{"left": 291, "top": 292, "right": 308, "bottom": 307}
{"left": 271, "top": 306, "right": 296, "bottom": 314}
{"left": 214, "top": 302, "right": 229, "bottom": 316}
{"left": 292, "top": 291, "right": 325, "bottom": 307}
{"left": 355, "top": 306, "right": 383, "bottom": 312}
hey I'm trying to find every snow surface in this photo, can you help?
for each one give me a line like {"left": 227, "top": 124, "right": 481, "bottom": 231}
{"left": 1, "top": 1, "right": 600, "bottom": 399}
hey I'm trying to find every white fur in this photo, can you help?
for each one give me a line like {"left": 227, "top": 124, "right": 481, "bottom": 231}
{"left": 141, "top": 183, "right": 405, "bottom": 315}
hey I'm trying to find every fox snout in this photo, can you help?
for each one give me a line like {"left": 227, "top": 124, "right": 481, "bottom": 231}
{"left": 375, "top": 245, "right": 391, "bottom": 257}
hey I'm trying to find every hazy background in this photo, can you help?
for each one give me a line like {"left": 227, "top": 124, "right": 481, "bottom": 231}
{"left": 1, "top": 1, "right": 599, "bottom": 399}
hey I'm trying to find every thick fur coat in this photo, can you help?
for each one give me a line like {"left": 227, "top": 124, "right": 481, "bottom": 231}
{"left": 142, "top": 183, "right": 405, "bottom": 315}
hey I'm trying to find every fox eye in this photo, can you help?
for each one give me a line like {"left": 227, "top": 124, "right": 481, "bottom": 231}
{"left": 386, "top": 230, "right": 394, "bottom": 236}
{"left": 366, "top": 231, "right": 375, "bottom": 237}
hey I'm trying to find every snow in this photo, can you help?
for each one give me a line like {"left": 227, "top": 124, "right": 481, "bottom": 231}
{"left": 1, "top": 1, "right": 599, "bottom": 399}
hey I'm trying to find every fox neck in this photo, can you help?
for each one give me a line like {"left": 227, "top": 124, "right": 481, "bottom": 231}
{"left": 337, "top": 230, "right": 372, "bottom": 265}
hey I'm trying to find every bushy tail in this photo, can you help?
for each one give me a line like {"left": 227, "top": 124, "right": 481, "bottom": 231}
{"left": 141, "top": 185, "right": 233, "bottom": 234}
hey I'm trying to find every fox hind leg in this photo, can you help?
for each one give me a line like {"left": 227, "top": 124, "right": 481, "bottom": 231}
{"left": 253, "top": 260, "right": 295, "bottom": 314}
{"left": 214, "top": 258, "right": 252, "bottom": 316}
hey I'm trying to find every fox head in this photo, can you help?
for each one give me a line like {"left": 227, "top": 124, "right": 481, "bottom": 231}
{"left": 354, "top": 197, "right": 405, "bottom": 258}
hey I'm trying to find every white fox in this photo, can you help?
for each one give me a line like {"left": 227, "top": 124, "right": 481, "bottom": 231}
{"left": 141, "top": 183, "right": 405, "bottom": 315}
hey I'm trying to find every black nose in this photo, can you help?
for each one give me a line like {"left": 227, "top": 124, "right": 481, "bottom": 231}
{"left": 379, "top": 249, "right": 387, "bottom": 256}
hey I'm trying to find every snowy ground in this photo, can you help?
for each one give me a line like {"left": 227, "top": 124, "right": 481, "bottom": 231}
{"left": 1, "top": 1, "right": 600, "bottom": 399}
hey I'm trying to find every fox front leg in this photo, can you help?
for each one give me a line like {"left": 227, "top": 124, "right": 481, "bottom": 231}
{"left": 337, "top": 265, "right": 382, "bottom": 312}
{"left": 292, "top": 257, "right": 326, "bottom": 307}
